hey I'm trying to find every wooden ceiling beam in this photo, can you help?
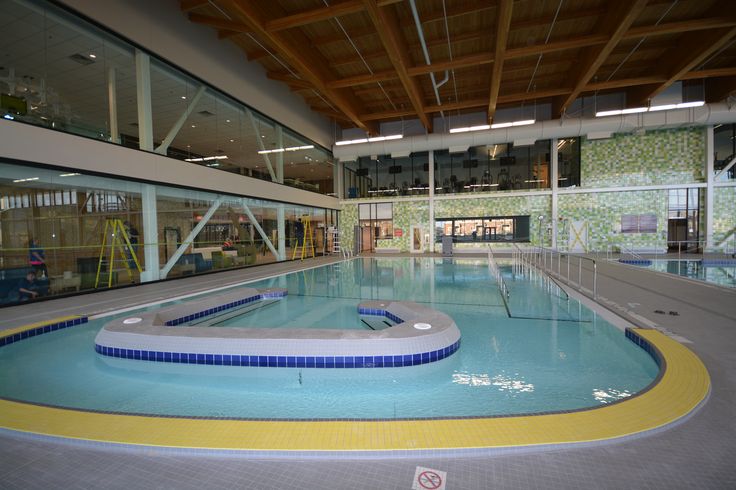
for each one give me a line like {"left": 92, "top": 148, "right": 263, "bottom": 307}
{"left": 681, "top": 67, "right": 736, "bottom": 80}
{"left": 628, "top": 26, "right": 736, "bottom": 106}
{"left": 180, "top": 0, "right": 209, "bottom": 13}
{"left": 556, "top": 0, "right": 648, "bottom": 116}
{"left": 361, "top": 0, "right": 431, "bottom": 131}
{"left": 488, "top": 0, "right": 514, "bottom": 121}
{"left": 265, "top": 0, "right": 402, "bottom": 32}
{"left": 188, "top": 13, "right": 251, "bottom": 32}
{"left": 326, "top": 70, "right": 396, "bottom": 89}
{"left": 623, "top": 16, "right": 736, "bottom": 40}
{"left": 223, "top": 0, "right": 376, "bottom": 134}
{"left": 267, "top": 72, "right": 314, "bottom": 90}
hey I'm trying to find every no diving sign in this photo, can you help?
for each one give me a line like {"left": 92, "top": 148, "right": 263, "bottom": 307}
{"left": 412, "top": 466, "right": 447, "bottom": 490}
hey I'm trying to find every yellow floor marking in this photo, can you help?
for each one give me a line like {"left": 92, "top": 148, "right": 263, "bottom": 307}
{"left": 1, "top": 316, "right": 82, "bottom": 339}
{"left": 0, "top": 329, "right": 710, "bottom": 452}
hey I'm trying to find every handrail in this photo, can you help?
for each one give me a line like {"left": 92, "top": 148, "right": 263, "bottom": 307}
{"left": 487, "top": 245, "right": 510, "bottom": 304}
{"left": 532, "top": 246, "right": 597, "bottom": 300}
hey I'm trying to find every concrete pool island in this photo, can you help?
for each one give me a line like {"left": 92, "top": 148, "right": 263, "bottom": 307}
{"left": 95, "top": 287, "right": 462, "bottom": 368}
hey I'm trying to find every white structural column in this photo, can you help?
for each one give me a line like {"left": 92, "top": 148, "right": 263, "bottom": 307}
{"left": 140, "top": 184, "right": 159, "bottom": 282}
{"left": 428, "top": 150, "right": 435, "bottom": 252}
{"left": 275, "top": 125, "right": 284, "bottom": 183}
{"left": 107, "top": 67, "right": 119, "bottom": 144}
{"left": 135, "top": 49, "right": 158, "bottom": 282}
{"left": 277, "top": 205, "right": 286, "bottom": 260}
{"left": 247, "top": 109, "right": 277, "bottom": 181}
{"left": 155, "top": 85, "right": 206, "bottom": 155}
{"left": 159, "top": 196, "right": 225, "bottom": 279}
{"left": 335, "top": 158, "right": 344, "bottom": 199}
{"left": 135, "top": 50, "right": 154, "bottom": 151}
{"left": 705, "top": 126, "right": 715, "bottom": 250}
{"left": 551, "top": 138, "right": 559, "bottom": 249}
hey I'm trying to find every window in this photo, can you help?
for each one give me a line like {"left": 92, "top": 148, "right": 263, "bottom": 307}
{"left": 435, "top": 216, "right": 531, "bottom": 242}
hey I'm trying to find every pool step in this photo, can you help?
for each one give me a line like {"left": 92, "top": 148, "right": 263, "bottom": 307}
{"left": 187, "top": 298, "right": 281, "bottom": 327}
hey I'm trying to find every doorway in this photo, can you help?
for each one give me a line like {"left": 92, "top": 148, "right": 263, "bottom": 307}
{"left": 668, "top": 188, "right": 700, "bottom": 252}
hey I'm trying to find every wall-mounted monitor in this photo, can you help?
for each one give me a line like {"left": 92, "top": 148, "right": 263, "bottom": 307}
{"left": 462, "top": 159, "right": 478, "bottom": 168}
{"left": 388, "top": 165, "right": 402, "bottom": 174}
{"left": 500, "top": 156, "right": 516, "bottom": 166}
{"left": 356, "top": 168, "right": 369, "bottom": 177}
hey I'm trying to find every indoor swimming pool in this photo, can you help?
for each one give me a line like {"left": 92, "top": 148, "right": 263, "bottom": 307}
{"left": 0, "top": 258, "right": 659, "bottom": 420}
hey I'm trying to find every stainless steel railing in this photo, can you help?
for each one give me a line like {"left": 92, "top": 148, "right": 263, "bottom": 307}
{"left": 532, "top": 247, "right": 598, "bottom": 300}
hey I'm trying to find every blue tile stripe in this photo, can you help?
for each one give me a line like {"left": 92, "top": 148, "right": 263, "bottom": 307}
{"left": 0, "top": 317, "right": 89, "bottom": 349}
{"left": 164, "top": 290, "right": 287, "bottom": 326}
{"left": 357, "top": 306, "right": 404, "bottom": 324}
{"left": 701, "top": 259, "right": 736, "bottom": 266}
{"left": 94, "top": 339, "right": 461, "bottom": 368}
{"left": 619, "top": 259, "right": 653, "bottom": 266}
{"left": 625, "top": 328, "right": 663, "bottom": 368}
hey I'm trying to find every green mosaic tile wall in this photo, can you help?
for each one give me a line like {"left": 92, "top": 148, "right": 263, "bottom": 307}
{"left": 558, "top": 190, "right": 668, "bottom": 251}
{"left": 581, "top": 128, "right": 705, "bottom": 188}
{"left": 713, "top": 186, "right": 736, "bottom": 248}
{"left": 338, "top": 203, "right": 358, "bottom": 252}
{"left": 375, "top": 200, "right": 430, "bottom": 251}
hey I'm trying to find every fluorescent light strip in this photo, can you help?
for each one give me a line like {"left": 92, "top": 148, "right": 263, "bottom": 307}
{"left": 335, "top": 135, "right": 402, "bottom": 146}
{"left": 184, "top": 155, "right": 228, "bottom": 162}
{"left": 59, "top": 173, "right": 81, "bottom": 177}
{"left": 451, "top": 120, "right": 536, "bottom": 133}
{"left": 13, "top": 177, "right": 39, "bottom": 183}
{"left": 258, "top": 145, "right": 315, "bottom": 154}
{"left": 596, "top": 101, "right": 705, "bottom": 117}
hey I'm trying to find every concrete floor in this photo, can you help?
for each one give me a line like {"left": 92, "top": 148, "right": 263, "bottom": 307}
{"left": 1, "top": 254, "right": 735, "bottom": 489}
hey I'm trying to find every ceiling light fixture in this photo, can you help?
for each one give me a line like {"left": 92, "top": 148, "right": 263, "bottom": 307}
{"left": 59, "top": 173, "right": 81, "bottom": 177}
{"left": 184, "top": 155, "right": 228, "bottom": 162}
{"left": 13, "top": 177, "right": 39, "bottom": 183}
{"left": 451, "top": 120, "right": 535, "bottom": 133}
{"left": 335, "top": 135, "right": 402, "bottom": 146}
{"left": 596, "top": 101, "right": 705, "bottom": 117}
{"left": 257, "top": 145, "right": 314, "bottom": 154}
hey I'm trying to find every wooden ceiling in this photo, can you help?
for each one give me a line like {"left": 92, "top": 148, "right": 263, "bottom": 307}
{"left": 181, "top": 0, "right": 736, "bottom": 134}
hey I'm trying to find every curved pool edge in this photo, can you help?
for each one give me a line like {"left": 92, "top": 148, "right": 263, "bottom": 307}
{"left": 0, "top": 319, "right": 711, "bottom": 453}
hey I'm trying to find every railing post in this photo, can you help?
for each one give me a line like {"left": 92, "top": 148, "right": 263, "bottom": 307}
{"left": 593, "top": 261, "right": 597, "bottom": 299}
{"left": 578, "top": 256, "right": 582, "bottom": 288}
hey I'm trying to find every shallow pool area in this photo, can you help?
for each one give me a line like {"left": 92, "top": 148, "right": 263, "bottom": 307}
{"left": 0, "top": 257, "right": 659, "bottom": 420}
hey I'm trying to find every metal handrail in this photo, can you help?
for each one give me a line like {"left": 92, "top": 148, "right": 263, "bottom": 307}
{"left": 487, "top": 245, "right": 510, "bottom": 301}
{"left": 532, "top": 246, "right": 597, "bottom": 299}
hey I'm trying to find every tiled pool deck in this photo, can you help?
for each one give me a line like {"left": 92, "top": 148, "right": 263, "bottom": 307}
{"left": 0, "top": 254, "right": 734, "bottom": 488}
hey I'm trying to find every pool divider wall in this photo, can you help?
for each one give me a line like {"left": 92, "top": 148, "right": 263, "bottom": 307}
{"left": 93, "top": 291, "right": 462, "bottom": 368}
{"left": 0, "top": 315, "right": 88, "bottom": 348}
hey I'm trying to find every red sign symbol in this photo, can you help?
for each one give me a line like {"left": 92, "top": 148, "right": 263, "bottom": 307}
{"left": 417, "top": 470, "right": 443, "bottom": 489}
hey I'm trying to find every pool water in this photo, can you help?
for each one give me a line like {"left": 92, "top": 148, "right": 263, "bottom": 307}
{"left": 630, "top": 259, "right": 736, "bottom": 288}
{"left": 0, "top": 258, "right": 659, "bottom": 419}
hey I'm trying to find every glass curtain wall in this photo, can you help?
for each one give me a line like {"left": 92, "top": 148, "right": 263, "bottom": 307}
{"left": 343, "top": 152, "right": 429, "bottom": 198}
{"left": 557, "top": 137, "right": 581, "bottom": 187}
{"left": 435, "top": 141, "right": 551, "bottom": 194}
{"left": 0, "top": 161, "right": 337, "bottom": 306}
{"left": 0, "top": 0, "right": 334, "bottom": 195}
{"left": 714, "top": 123, "right": 736, "bottom": 181}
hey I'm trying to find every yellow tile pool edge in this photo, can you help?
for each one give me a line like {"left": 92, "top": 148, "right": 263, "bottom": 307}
{"left": 0, "top": 326, "right": 710, "bottom": 452}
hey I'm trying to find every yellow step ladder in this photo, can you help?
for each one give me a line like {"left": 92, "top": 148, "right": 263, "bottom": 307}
{"left": 292, "top": 215, "right": 315, "bottom": 260}
{"left": 95, "top": 219, "right": 142, "bottom": 288}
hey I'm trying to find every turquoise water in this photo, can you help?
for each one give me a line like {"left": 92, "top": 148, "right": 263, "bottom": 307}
{"left": 0, "top": 258, "right": 658, "bottom": 419}
{"left": 645, "top": 260, "right": 736, "bottom": 288}
{"left": 624, "top": 260, "right": 736, "bottom": 288}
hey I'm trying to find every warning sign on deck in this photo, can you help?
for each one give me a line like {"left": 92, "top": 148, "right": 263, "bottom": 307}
{"left": 412, "top": 466, "right": 446, "bottom": 490}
